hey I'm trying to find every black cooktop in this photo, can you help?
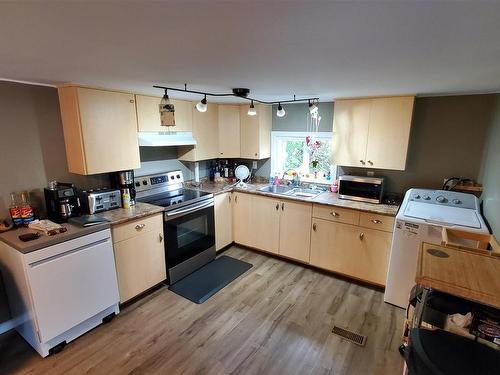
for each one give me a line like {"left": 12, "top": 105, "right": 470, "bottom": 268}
{"left": 137, "top": 188, "right": 212, "bottom": 210}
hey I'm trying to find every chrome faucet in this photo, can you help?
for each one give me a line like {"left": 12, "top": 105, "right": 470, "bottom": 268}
{"left": 282, "top": 169, "right": 300, "bottom": 186}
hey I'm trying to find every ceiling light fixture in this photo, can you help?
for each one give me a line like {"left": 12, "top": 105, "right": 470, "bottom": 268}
{"left": 248, "top": 100, "right": 257, "bottom": 116}
{"left": 160, "top": 89, "right": 170, "bottom": 106}
{"left": 308, "top": 100, "right": 319, "bottom": 117}
{"left": 153, "top": 84, "right": 320, "bottom": 116}
{"left": 196, "top": 95, "right": 208, "bottom": 112}
{"left": 276, "top": 103, "right": 286, "bottom": 118}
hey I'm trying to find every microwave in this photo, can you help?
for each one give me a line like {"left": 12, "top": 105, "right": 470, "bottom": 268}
{"left": 338, "top": 175, "right": 385, "bottom": 204}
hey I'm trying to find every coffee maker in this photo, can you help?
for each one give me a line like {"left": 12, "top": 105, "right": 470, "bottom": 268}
{"left": 44, "top": 181, "right": 81, "bottom": 223}
{"left": 114, "top": 170, "right": 136, "bottom": 207}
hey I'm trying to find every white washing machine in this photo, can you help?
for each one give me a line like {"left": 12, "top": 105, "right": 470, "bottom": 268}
{"left": 384, "top": 188, "right": 489, "bottom": 308}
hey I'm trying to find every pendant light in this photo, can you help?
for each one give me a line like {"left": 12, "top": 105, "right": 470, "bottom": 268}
{"left": 248, "top": 100, "right": 257, "bottom": 116}
{"left": 308, "top": 100, "right": 319, "bottom": 117}
{"left": 196, "top": 95, "right": 208, "bottom": 112}
{"left": 276, "top": 103, "right": 286, "bottom": 118}
{"left": 160, "top": 89, "right": 170, "bottom": 107}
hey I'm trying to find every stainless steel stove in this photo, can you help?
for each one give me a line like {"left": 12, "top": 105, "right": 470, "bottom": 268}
{"left": 135, "top": 171, "right": 215, "bottom": 284}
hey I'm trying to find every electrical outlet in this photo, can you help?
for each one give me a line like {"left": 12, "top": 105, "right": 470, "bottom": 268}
{"left": 252, "top": 161, "right": 258, "bottom": 169}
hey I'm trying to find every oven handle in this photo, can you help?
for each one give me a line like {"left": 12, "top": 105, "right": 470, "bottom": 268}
{"left": 165, "top": 200, "right": 214, "bottom": 218}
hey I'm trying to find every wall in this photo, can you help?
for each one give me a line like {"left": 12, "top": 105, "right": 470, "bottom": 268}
{"left": 258, "top": 95, "right": 497, "bottom": 193}
{"left": 478, "top": 96, "right": 500, "bottom": 236}
{"left": 0, "top": 81, "right": 110, "bottom": 218}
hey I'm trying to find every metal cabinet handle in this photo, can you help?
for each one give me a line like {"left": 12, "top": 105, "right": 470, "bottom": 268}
{"left": 330, "top": 211, "right": 339, "bottom": 217}
{"left": 135, "top": 224, "right": 146, "bottom": 230}
{"left": 313, "top": 223, "right": 317, "bottom": 231}
{"left": 129, "top": 99, "right": 135, "bottom": 103}
{"left": 359, "top": 160, "right": 365, "bottom": 165}
{"left": 367, "top": 160, "right": 373, "bottom": 165}
{"left": 159, "top": 233, "right": 163, "bottom": 242}
{"left": 371, "top": 219, "right": 382, "bottom": 224}
{"left": 229, "top": 195, "right": 231, "bottom": 203}
{"left": 254, "top": 153, "right": 258, "bottom": 157}
{"left": 281, "top": 202, "right": 284, "bottom": 211}
{"left": 235, "top": 195, "right": 238, "bottom": 203}
{"left": 359, "top": 232, "right": 364, "bottom": 240}
{"left": 275, "top": 203, "right": 279, "bottom": 210}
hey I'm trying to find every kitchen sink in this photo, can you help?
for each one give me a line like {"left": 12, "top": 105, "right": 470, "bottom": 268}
{"left": 285, "top": 188, "right": 322, "bottom": 198}
{"left": 257, "top": 185, "right": 294, "bottom": 194}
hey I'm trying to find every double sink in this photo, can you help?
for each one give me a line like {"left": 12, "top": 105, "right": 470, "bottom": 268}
{"left": 257, "top": 185, "right": 322, "bottom": 198}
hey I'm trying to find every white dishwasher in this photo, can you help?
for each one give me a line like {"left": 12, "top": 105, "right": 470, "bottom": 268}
{"left": 0, "top": 227, "right": 120, "bottom": 357}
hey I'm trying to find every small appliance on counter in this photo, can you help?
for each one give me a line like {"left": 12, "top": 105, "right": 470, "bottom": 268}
{"left": 338, "top": 175, "right": 385, "bottom": 204}
{"left": 113, "top": 170, "right": 136, "bottom": 208}
{"left": 80, "top": 188, "right": 122, "bottom": 214}
{"left": 44, "top": 181, "right": 81, "bottom": 223}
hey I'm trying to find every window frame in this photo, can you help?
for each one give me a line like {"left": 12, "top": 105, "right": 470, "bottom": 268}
{"left": 270, "top": 131, "right": 333, "bottom": 183}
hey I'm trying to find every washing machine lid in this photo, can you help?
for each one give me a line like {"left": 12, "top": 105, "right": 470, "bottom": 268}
{"left": 404, "top": 201, "right": 481, "bottom": 228}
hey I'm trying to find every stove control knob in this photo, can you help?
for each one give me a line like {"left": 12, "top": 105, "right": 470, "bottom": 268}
{"left": 176, "top": 174, "right": 181, "bottom": 179}
{"left": 414, "top": 195, "right": 421, "bottom": 199}
{"left": 423, "top": 195, "right": 431, "bottom": 200}
{"left": 170, "top": 176, "right": 175, "bottom": 180}
{"left": 436, "top": 195, "right": 447, "bottom": 203}
{"left": 452, "top": 199, "right": 461, "bottom": 204}
{"left": 135, "top": 182, "right": 140, "bottom": 187}
{"left": 142, "top": 180, "right": 147, "bottom": 185}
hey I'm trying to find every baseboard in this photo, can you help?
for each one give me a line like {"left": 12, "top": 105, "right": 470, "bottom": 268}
{"left": 0, "top": 318, "right": 15, "bottom": 335}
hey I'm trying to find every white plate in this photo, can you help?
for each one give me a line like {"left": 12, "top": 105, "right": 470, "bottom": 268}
{"left": 235, "top": 164, "right": 250, "bottom": 181}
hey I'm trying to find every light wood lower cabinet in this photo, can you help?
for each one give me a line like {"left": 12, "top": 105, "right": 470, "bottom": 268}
{"left": 111, "top": 213, "right": 166, "bottom": 303}
{"left": 310, "top": 219, "right": 391, "bottom": 286}
{"left": 278, "top": 200, "right": 312, "bottom": 262}
{"left": 251, "top": 195, "right": 281, "bottom": 254}
{"left": 232, "top": 192, "right": 254, "bottom": 247}
{"left": 215, "top": 192, "right": 233, "bottom": 250}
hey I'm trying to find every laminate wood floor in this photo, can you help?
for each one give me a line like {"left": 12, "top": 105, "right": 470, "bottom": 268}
{"left": 0, "top": 246, "right": 405, "bottom": 375}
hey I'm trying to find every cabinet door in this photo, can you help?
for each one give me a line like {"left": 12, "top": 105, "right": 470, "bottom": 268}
{"left": 310, "top": 219, "right": 359, "bottom": 276}
{"left": 113, "top": 215, "right": 165, "bottom": 303}
{"left": 178, "top": 103, "right": 219, "bottom": 161}
{"left": 239, "top": 104, "right": 271, "bottom": 159}
{"left": 232, "top": 192, "right": 253, "bottom": 247}
{"left": 59, "top": 86, "right": 141, "bottom": 174}
{"left": 332, "top": 99, "right": 371, "bottom": 168}
{"left": 250, "top": 195, "right": 280, "bottom": 254}
{"left": 218, "top": 105, "right": 241, "bottom": 158}
{"left": 365, "top": 96, "right": 414, "bottom": 170}
{"left": 215, "top": 192, "right": 233, "bottom": 250}
{"left": 278, "top": 200, "right": 312, "bottom": 262}
{"left": 357, "top": 227, "right": 391, "bottom": 285}
{"left": 136, "top": 94, "right": 193, "bottom": 132}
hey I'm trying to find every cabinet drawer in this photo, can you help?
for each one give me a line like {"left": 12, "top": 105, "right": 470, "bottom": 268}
{"left": 359, "top": 212, "right": 395, "bottom": 232}
{"left": 112, "top": 213, "right": 163, "bottom": 243}
{"left": 312, "top": 204, "right": 359, "bottom": 225}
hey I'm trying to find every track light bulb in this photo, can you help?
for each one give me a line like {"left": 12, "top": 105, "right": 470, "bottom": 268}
{"left": 196, "top": 95, "right": 208, "bottom": 112}
{"left": 248, "top": 100, "right": 257, "bottom": 116}
{"left": 276, "top": 103, "right": 285, "bottom": 118}
{"left": 160, "top": 89, "right": 170, "bottom": 106}
{"left": 309, "top": 100, "right": 318, "bottom": 117}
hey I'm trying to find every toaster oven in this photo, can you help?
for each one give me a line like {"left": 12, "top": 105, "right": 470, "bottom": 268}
{"left": 338, "top": 175, "right": 385, "bottom": 204}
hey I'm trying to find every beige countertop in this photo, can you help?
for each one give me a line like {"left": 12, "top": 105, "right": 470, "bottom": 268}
{"left": 0, "top": 222, "right": 110, "bottom": 254}
{"left": 187, "top": 181, "right": 400, "bottom": 216}
{"left": 95, "top": 202, "right": 164, "bottom": 225}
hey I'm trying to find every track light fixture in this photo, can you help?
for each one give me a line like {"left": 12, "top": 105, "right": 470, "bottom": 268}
{"left": 276, "top": 103, "right": 286, "bottom": 118}
{"left": 196, "top": 95, "right": 208, "bottom": 112}
{"left": 153, "top": 84, "right": 320, "bottom": 116}
{"left": 160, "top": 89, "right": 170, "bottom": 106}
{"left": 248, "top": 100, "right": 257, "bottom": 116}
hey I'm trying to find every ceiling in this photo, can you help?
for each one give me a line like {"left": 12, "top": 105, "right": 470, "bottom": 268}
{"left": 1, "top": 1, "right": 500, "bottom": 102}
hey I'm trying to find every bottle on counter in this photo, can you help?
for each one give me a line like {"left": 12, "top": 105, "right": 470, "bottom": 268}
{"left": 209, "top": 162, "right": 215, "bottom": 182}
{"left": 224, "top": 160, "right": 229, "bottom": 178}
{"left": 19, "top": 191, "right": 34, "bottom": 226}
{"left": 9, "top": 192, "right": 23, "bottom": 227}
{"left": 214, "top": 161, "right": 221, "bottom": 179}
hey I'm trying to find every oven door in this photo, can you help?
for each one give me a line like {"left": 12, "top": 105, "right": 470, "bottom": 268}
{"left": 164, "top": 200, "right": 215, "bottom": 282}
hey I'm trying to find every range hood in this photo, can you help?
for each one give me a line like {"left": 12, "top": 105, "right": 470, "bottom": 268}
{"left": 138, "top": 131, "right": 197, "bottom": 147}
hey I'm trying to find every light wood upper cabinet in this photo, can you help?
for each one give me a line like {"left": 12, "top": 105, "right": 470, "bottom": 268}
{"left": 111, "top": 213, "right": 165, "bottom": 303}
{"left": 365, "top": 96, "right": 414, "bottom": 170}
{"left": 332, "top": 96, "right": 414, "bottom": 170}
{"left": 332, "top": 99, "right": 371, "bottom": 168}
{"left": 218, "top": 105, "right": 241, "bottom": 158}
{"left": 310, "top": 219, "right": 391, "bottom": 286}
{"left": 278, "top": 200, "right": 312, "bottom": 263}
{"left": 57, "top": 85, "right": 140, "bottom": 175}
{"left": 232, "top": 192, "right": 253, "bottom": 247}
{"left": 178, "top": 103, "right": 219, "bottom": 161}
{"left": 135, "top": 94, "right": 193, "bottom": 132}
{"left": 215, "top": 192, "right": 233, "bottom": 251}
{"left": 240, "top": 104, "right": 272, "bottom": 159}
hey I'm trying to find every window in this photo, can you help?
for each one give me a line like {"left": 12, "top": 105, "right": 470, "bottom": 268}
{"left": 270, "top": 131, "right": 333, "bottom": 183}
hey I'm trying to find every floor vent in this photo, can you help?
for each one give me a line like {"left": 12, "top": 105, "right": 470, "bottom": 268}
{"left": 332, "top": 325, "right": 367, "bottom": 346}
